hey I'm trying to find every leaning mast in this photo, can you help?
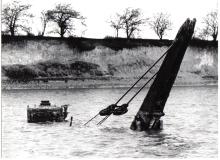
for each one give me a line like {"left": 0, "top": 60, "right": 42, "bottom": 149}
{"left": 130, "top": 18, "right": 196, "bottom": 131}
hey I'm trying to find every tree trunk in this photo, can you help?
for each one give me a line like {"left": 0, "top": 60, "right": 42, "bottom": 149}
{"left": 130, "top": 18, "right": 196, "bottom": 131}
{"left": 116, "top": 29, "right": 119, "bottom": 38}
{"left": 126, "top": 24, "right": 129, "bottom": 39}
{"left": 10, "top": 27, "right": 15, "bottom": 36}
{"left": 126, "top": 31, "right": 129, "bottom": 39}
{"left": 41, "top": 24, "right": 46, "bottom": 36}
{"left": 60, "top": 27, "right": 64, "bottom": 38}
{"left": 128, "top": 31, "right": 133, "bottom": 39}
{"left": 213, "top": 33, "right": 217, "bottom": 41}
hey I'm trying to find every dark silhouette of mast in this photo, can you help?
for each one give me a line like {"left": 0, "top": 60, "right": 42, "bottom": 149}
{"left": 130, "top": 18, "right": 196, "bottom": 131}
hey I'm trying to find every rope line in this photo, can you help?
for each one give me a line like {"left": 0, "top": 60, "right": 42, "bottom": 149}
{"left": 97, "top": 71, "right": 158, "bottom": 125}
{"left": 127, "top": 71, "right": 158, "bottom": 104}
{"left": 115, "top": 51, "right": 167, "bottom": 105}
{"left": 84, "top": 46, "right": 172, "bottom": 126}
{"left": 97, "top": 115, "right": 110, "bottom": 125}
{"left": 84, "top": 113, "right": 99, "bottom": 126}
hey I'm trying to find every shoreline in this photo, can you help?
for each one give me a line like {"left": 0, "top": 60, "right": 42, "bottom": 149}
{"left": 1, "top": 78, "right": 218, "bottom": 90}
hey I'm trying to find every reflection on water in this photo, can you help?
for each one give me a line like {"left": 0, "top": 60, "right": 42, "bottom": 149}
{"left": 2, "top": 86, "right": 218, "bottom": 158}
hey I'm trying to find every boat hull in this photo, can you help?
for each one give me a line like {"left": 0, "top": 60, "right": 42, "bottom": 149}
{"left": 27, "top": 105, "right": 68, "bottom": 123}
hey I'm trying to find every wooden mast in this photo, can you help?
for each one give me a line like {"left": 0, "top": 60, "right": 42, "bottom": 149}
{"left": 130, "top": 18, "right": 196, "bottom": 131}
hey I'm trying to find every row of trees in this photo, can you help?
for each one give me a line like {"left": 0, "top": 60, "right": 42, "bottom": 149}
{"left": 109, "top": 8, "right": 147, "bottom": 39}
{"left": 2, "top": 1, "right": 85, "bottom": 37}
{"left": 2, "top": 1, "right": 218, "bottom": 41}
{"left": 199, "top": 11, "right": 218, "bottom": 41}
{"left": 109, "top": 8, "right": 218, "bottom": 41}
{"left": 109, "top": 9, "right": 172, "bottom": 40}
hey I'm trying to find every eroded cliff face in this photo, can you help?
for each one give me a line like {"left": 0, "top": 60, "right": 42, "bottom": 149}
{"left": 2, "top": 40, "right": 74, "bottom": 65}
{"left": 1, "top": 39, "right": 218, "bottom": 84}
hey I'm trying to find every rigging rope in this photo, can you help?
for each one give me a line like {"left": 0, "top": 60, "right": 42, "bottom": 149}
{"left": 114, "top": 50, "right": 167, "bottom": 105}
{"left": 97, "top": 71, "right": 158, "bottom": 125}
{"left": 84, "top": 46, "right": 171, "bottom": 126}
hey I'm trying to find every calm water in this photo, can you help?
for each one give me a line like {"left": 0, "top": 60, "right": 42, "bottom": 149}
{"left": 2, "top": 86, "right": 218, "bottom": 158}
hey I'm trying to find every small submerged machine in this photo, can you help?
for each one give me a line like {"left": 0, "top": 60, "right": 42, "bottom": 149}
{"left": 27, "top": 100, "right": 68, "bottom": 123}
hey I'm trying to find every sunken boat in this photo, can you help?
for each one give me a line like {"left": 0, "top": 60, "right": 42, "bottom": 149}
{"left": 27, "top": 100, "right": 69, "bottom": 123}
{"left": 86, "top": 18, "right": 196, "bottom": 130}
{"left": 130, "top": 18, "right": 196, "bottom": 131}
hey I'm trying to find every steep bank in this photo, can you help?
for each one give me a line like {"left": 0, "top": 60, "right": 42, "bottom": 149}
{"left": 1, "top": 36, "right": 218, "bottom": 88}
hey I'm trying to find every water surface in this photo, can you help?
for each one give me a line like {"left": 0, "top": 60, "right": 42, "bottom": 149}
{"left": 2, "top": 86, "right": 218, "bottom": 158}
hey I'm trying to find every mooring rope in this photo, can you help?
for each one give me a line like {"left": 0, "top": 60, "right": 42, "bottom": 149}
{"left": 97, "top": 114, "right": 110, "bottom": 125}
{"left": 127, "top": 71, "right": 158, "bottom": 104}
{"left": 84, "top": 46, "right": 171, "bottom": 126}
{"left": 97, "top": 71, "right": 158, "bottom": 125}
{"left": 84, "top": 113, "right": 100, "bottom": 126}
{"left": 114, "top": 51, "right": 167, "bottom": 105}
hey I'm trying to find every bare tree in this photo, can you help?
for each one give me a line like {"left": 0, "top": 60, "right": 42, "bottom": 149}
{"left": 47, "top": 3, "right": 85, "bottom": 38}
{"left": 149, "top": 12, "right": 172, "bottom": 40}
{"left": 39, "top": 10, "right": 50, "bottom": 36}
{"left": 201, "top": 11, "right": 218, "bottom": 41}
{"left": 2, "top": 0, "right": 33, "bottom": 36}
{"left": 120, "top": 8, "right": 147, "bottom": 39}
{"left": 109, "top": 14, "right": 123, "bottom": 38}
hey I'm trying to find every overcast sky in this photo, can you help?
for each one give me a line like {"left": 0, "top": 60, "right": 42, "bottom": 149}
{"left": 2, "top": 0, "right": 218, "bottom": 39}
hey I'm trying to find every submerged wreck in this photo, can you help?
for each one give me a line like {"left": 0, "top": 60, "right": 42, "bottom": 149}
{"left": 27, "top": 100, "right": 68, "bottom": 123}
{"left": 130, "top": 19, "right": 196, "bottom": 131}
{"left": 85, "top": 18, "right": 196, "bottom": 130}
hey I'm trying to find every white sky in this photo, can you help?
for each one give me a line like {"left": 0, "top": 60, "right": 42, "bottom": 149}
{"left": 2, "top": 0, "right": 218, "bottom": 39}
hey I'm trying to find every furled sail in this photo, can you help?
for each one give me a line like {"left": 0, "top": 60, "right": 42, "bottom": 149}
{"left": 130, "top": 18, "right": 196, "bottom": 131}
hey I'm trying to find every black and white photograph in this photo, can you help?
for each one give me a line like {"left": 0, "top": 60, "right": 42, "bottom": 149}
{"left": 1, "top": 0, "right": 218, "bottom": 159}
